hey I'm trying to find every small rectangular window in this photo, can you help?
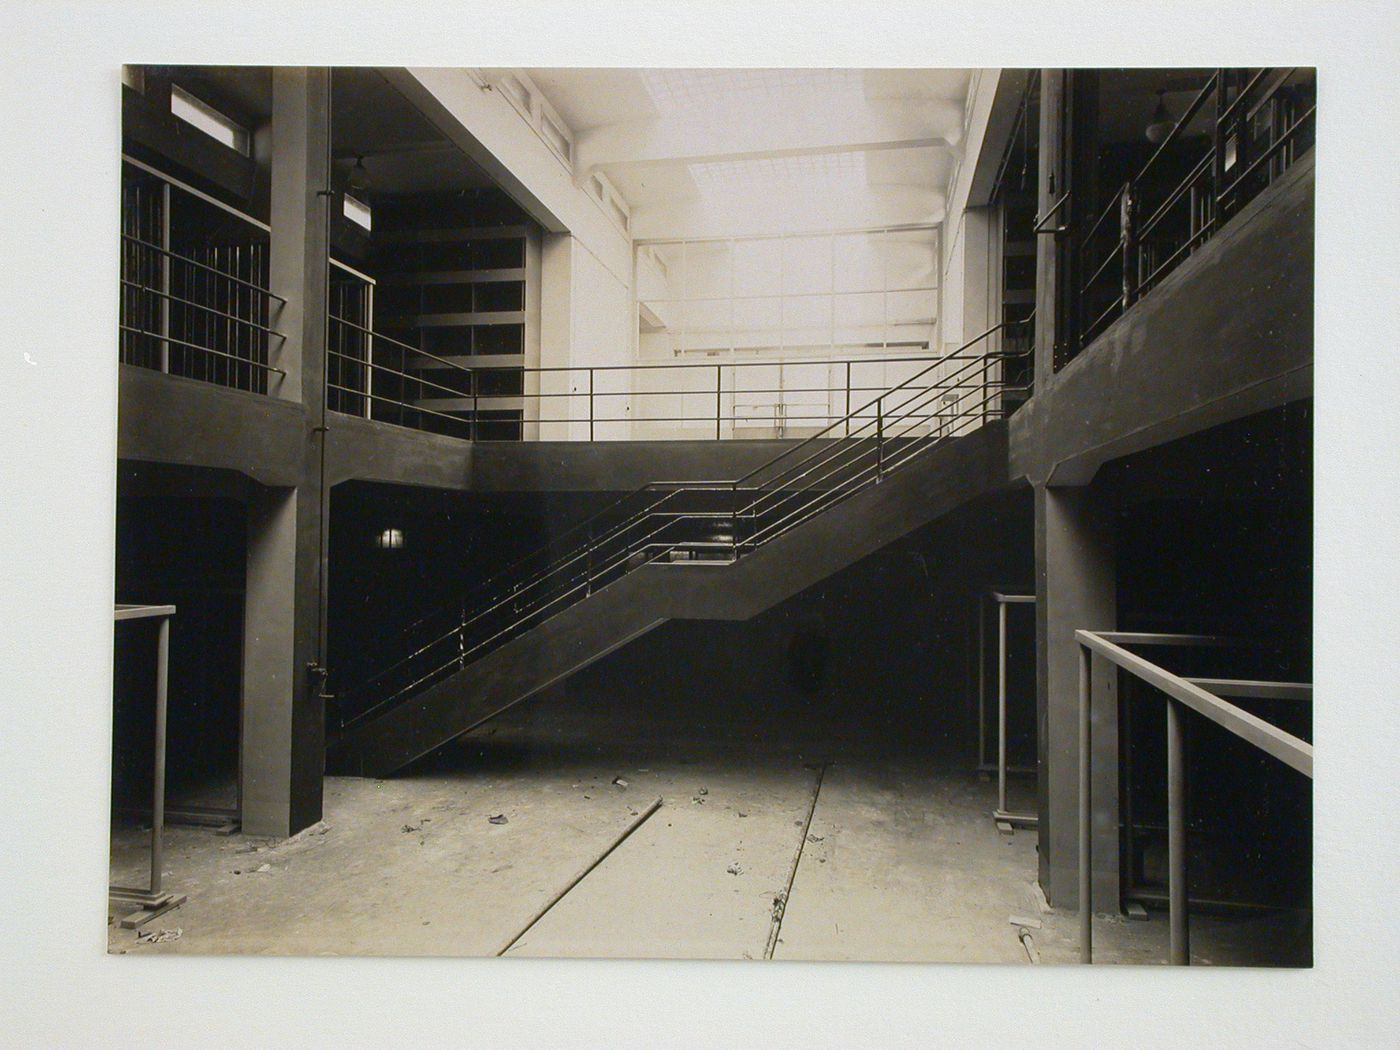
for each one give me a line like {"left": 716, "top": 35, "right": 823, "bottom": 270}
{"left": 343, "top": 194, "right": 373, "bottom": 232}
{"left": 170, "top": 84, "right": 250, "bottom": 155}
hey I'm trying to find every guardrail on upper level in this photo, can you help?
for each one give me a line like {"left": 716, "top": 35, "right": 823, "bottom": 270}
{"left": 1069, "top": 68, "right": 1315, "bottom": 365}
{"left": 119, "top": 158, "right": 286, "bottom": 394}
{"left": 326, "top": 314, "right": 1028, "bottom": 443}
{"left": 1074, "top": 630, "right": 1312, "bottom": 965}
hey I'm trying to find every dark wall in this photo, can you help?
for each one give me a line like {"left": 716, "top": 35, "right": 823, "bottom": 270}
{"left": 524, "top": 488, "right": 1036, "bottom": 760}
{"left": 325, "top": 480, "right": 1035, "bottom": 762}
{"left": 1106, "top": 401, "right": 1312, "bottom": 908}
{"left": 113, "top": 492, "right": 246, "bottom": 810}
{"left": 326, "top": 482, "right": 625, "bottom": 692}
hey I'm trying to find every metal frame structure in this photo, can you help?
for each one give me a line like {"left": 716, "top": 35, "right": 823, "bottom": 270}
{"left": 1069, "top": 68, "right": 1315, "bottom": 363}
{"left": 330, "top": 320, "right": 1032, "bottom": 728}
{"left": 322, "top": 326, "right": 1001, "bottom": 443}
{"left": 109, "top": 604, "right": 188, "bottom": 929}
{"left": 1074, "top": 630, "right": 1312, "bottom": 965}
{"left": 974, "top": 589, "right": 1037, "bottom": 828}
{"left": 119, "top": 159, "right": 286, "bottom": 394}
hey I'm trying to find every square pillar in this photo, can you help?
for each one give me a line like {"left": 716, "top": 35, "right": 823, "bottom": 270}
{"left": 1035, "top": 481, "right": 1118, "bottom": 911}
{"left": 240, "top": 68, "right": 330, "bottom": 838}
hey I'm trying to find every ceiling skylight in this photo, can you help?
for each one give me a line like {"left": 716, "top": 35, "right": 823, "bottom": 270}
{"left": 690, "top": 151, "right": 868, "bottom": 191}
{"left": 642, "top": 68, "right": 863, "bottom": 112}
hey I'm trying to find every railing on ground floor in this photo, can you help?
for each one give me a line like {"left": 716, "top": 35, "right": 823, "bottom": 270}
{"left": 1075, "top": 630, "right": 1313, "bottom": 964}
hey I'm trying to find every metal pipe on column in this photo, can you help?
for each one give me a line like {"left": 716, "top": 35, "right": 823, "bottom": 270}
{"left": 151, "top": 615, "right": 170, "bottom": 895}
{"left": 1078, "top": 641, "right": 1093, "bottom": 963}
{"left": 998, "top": 599, "right": 1009, "bottom": 814}
{"left": 1167, "top": 698, "right": 1190, "bottom": 964}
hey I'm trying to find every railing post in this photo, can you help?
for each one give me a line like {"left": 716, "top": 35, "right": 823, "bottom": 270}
{"left": 588, "top": 367, "right": 595, "bottom": 442}
{"left": 844, "top": 361, "right": 852, "bottom": 438}
{"left": 1120, "top": 181, "right": 1138, "bottom": 309}
{"left": 997, "top": 598, "right": 1009, "bottom": 814}
{"left": 1167, "top": 698, "right": 1190, "bottom": 965}
{"left": 730, "top": 481, "right": 739, "bottom": 561}
{"left": 471, "top": 367, "right": 479, "bottom": 442}
{"left": 716, "top": 364, "right": 722, "bottom": 441}
{"left": 1078, "top": 639, "right": 1093, "bottom": 963}
{"left": 876, "top": 397, "right": 885, "bottom": 481}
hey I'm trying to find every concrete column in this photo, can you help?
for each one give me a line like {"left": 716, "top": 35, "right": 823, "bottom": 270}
{"left": 1034, "top": 69, "right": 1065, "bottom": 390}
{"left": 1034, "top": 481, "right": 1117, "bottom": 910}
{"left": 539, "top": 233, "right": 575, "bottom": 440}
{"left": 241, "top": 68, "right": 331, "bottom": 838}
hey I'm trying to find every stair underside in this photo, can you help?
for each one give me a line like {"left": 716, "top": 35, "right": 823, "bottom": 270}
{"left": 328, "top": 422, "right": 1010, "bottom": 776}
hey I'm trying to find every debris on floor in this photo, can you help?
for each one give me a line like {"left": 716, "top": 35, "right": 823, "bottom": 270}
{"left": 612, "top": 777, "right": 629, "bottom": 788}
{"left": 691, "top": 794, "right": 706, "bottom": 805}
{"left": 488, "top": 813, "right": 509, "bottom": 825}
{"left": 807, "top": 834, "right": 825, "bottom": 843}
{"left": 1008, "top": 914, "right": 1042, "bottom": 929}
{"left": 1018, "top": 926, "right": 1041, "bottom": 963}
{"left": 697, "top": 787, "right": 708, "bottom": 796}
{"left": 726, "top": 862, "right": 743, "bottom": 876}
{"left": 136, "top": 927, "right": 182, "bottom": 944}
{"left": 737, "top": 811, "right": 748, "bottom": 818}
{"left": 401, "top": 822, "right": 423, "bottom": 833}
{"left": 771, "top": 892, "right": 787, "bottom": 922}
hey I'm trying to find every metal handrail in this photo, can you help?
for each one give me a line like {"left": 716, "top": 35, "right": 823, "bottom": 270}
{"left": 331, "top": 319, "right": 1034, "bottom": 726}
{"left": 121, "top": 233, "right": 285, "bottom": 303}
{"left": 1074, "top": 630, "right": 1312, "bottom": 966}
{"left": 1069, "top": 68, "right": 1314, "bottom": 362}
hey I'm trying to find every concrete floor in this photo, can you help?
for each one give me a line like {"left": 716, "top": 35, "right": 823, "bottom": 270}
{"left": 108, "top": 729, "right": 1307, "bottom": 965}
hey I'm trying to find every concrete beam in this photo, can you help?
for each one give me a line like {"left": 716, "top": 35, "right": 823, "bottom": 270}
{"left": 325, "top": 414, "right": 472, "bottom": 490}
{"left": 576, "top": 98, "right": 962, "bottom": 177}
{"left": 117, "top": 365, "right": 305, "bottom": 487}
{"left": 1011, "top": 151, "right": 1314, "bottom": 488}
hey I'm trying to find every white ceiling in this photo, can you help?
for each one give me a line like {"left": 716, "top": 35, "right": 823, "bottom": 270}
{"left": 521, "top": 68, "right": 973, "bottom": 239}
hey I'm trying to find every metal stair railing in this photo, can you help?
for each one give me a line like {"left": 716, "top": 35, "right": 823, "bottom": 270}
{"left": 330, "top": 319, "right": 1032, "bottom": 731}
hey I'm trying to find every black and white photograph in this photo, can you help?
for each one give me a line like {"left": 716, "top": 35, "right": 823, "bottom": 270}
{"left": 3, "top": 2, "right": 1398, "bottom": 1047}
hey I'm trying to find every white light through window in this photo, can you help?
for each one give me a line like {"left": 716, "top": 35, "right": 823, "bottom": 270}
{"left": 375, "top": 528, "right": 404, "bottom": 550}
{"left": 343, "top": 194, "right": 373, "bottom": 231}
{"left": 641, "top": 68, "right": 862, "bottom": 110}
{"left": 169, "top": 84, "right": 250, "bottom": 155}
{"left": 690, "top": 152, "right": 867, "bottom": 191}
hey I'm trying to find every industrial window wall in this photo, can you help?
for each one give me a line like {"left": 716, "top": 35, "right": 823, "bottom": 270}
{"left": 633, "top": 228, "right": 946, "bottom": 440}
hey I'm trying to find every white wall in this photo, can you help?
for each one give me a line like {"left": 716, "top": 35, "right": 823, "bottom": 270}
{"left": 395, "top": 68, "right": 639, "bottom": 440}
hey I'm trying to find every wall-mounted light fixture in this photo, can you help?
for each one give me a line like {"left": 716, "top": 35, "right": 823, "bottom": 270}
{"left": 375, "top": 528, "right": 404, "bottom": 550}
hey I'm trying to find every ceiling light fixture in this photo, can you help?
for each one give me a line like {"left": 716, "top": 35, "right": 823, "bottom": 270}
{"left": 348, "top": 155, "right": 372, "bottom": 196}
{"left": 1145, "top": 89, "right": 1176, "bottom": 145}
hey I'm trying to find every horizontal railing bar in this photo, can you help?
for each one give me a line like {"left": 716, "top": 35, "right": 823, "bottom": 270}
{"left": 329, "top": 314, "right": 472, "bottom": 374}
{"left": 326, "top": 384, "right": 476, "bottom": 432}
{"left": 1216, "top": 106, "right": 1316, "bottom": 201}
{"left": 1079, "top": 246, "right": 1123, "bottom": 297}
{"left": 1183, "top": 678, "right": 1313, "bottom": 702}
{"left": 1137, "top": 152, "right": 1215, "bottom": 242}
{"left": 1243, "top": 68, "right": 1297, "bottom": 124}
{"left": 1138, "top": 221, "right": 1219, "bottom": 293}
{"left": 1216, "top": 68, "right": 1274, "bottom": 127}
{"left": 1093, "top": 632, "right": 1237, "bottom": 646}
{"left": 122, "top": 153, "right": 272, "bottom": 233}
{"left": 1135, "top": 71, "right": 1220, "bottom": 188}
{"left": 1076, "top": 630, "right": 1312, "bottom": 777}
{"left": 118, "top": 326, "right": 286, "bottom": 375}
{"left": 1079, "top": 183, "right": 1127, "bottom": 249}
{"left": 327, "top": 348, "right": 476, "bottom": 403}
{"left": 120, "top": 279, "right": 286, "bottom": 339}
{"left": 121, "top": 234, "right": 284, "bottom": 303}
